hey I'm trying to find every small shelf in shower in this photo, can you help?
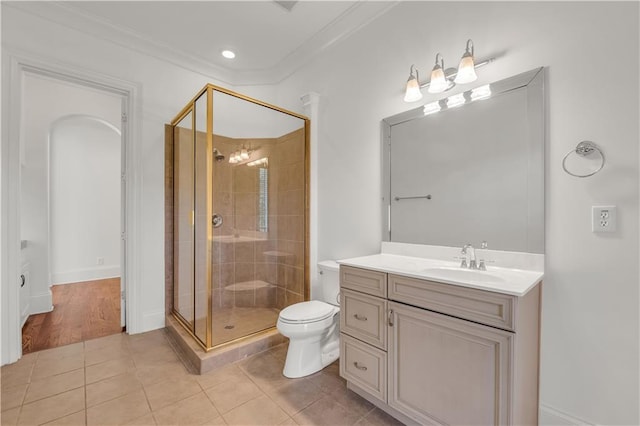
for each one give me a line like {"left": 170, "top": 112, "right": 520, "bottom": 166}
{"left": 224, "top": 280, "right": 274, "bottom": 292}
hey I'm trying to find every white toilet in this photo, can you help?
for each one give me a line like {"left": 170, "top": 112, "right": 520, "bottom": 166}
{"left": 277, "top": 260, "right": 340, "bottom": 378}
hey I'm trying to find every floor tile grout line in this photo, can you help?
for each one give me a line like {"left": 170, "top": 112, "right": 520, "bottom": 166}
{"left": 139, "top": 379, "right": 155, "bottom": 420}
{"left": 84, "top": 345, "right": 88, "bottom": 426}
{"left": 233, "top": 351, "right": 310, "bottom": 422}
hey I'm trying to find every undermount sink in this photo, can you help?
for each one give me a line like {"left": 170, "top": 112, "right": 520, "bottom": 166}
{"left": 422, "top": 267, "right": 505, "bottom": 284}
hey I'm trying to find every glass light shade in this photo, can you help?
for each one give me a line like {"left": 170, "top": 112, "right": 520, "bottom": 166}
{"left": 240, "top": 148, "right": 249, "bottom": 159}
{"left": 404, "top": 77, "right": 423, "bottom": 102}
{"left": 428, "top": 67, "right": 448, "bottom": 94}
{"left": 454, "top": 54, "right": 477, "bottom": 84}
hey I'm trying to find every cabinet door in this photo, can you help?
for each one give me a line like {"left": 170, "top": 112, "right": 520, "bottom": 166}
{"left": 388, "top": 302, "right": 513, "bottom": 425}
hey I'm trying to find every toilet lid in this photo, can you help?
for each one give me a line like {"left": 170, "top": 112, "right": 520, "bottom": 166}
{"left": 279, "top": 301, "right": 335, "bottom": 323}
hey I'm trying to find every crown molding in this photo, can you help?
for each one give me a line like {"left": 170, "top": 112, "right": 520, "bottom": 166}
{"left": 5, "top": 1, "right": 399, "bottom": 86}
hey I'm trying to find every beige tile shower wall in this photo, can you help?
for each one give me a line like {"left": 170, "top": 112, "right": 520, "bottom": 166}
{"left": 212, "top": 135, "right": 235, "bottom": 310}
{"left": 211, "top": 135, "right": 280, "bottom": 310}
{"left": 272, "top": 128, "right": 306, "bottom": 310}
{"left": 168, "top": 128, "right": 306, "bottom": 322}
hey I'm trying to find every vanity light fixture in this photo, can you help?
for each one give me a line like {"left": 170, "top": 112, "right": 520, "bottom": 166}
{"left": 240, "top": 147, "right": 249, "bottom": 160}
{"left": 423, "top": 84, "right": 493, "bottom": 116}
{"left": 428, "top": 53, "right": 449, "bottom": 94}
{"left": 228, "top": 146, "right": 252, "bottom": 164}
{"left": 403, "top": 39, "right": 493, "bottom": 102}
{"left": 454, "top": 39, "right": 477, "bottom": 84}
{"left": 404, "top": 65, "right": 423, "bottom": 102}
{"left": 247, "top": 157, "right": 268, "bottom": 167}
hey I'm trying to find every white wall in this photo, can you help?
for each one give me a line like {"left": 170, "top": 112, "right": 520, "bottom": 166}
{"left": 19, "top": 73, "right": 123, "bottom": 315}
{"left": 2, "top": 4, "right": 638, "bottom": 424}
{"left": 50, "top": 116, "right": 121, "bottom": 284}
{"left": 0, "top": 4, "right": 278, "bottom": 342}
{"left": 274, "top": 2, "right": 639, "bottom": 424}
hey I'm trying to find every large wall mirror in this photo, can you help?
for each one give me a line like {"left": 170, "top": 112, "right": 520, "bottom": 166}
{"left": 382, "top": 68, "right": 544, "bottom": 253}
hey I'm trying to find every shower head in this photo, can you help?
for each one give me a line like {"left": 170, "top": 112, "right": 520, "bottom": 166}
{"left": 213, "top": 148, "right": 225, "bottom": 162}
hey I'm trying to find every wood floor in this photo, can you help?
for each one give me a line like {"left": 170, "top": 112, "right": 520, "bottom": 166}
{"left": 22, "top": 278, "right": 122, "bottom": 354}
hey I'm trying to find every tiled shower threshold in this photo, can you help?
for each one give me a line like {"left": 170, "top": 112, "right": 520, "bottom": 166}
{"left": 165, "top": 315, "right": 286, "bottom": 374}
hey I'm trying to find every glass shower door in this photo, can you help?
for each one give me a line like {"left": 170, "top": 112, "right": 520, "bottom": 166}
{"left": 173, "top": 110, "right": 194, "bottom": 328}
{"left": 193, "top": 93, "right": 211, "bottom": 345}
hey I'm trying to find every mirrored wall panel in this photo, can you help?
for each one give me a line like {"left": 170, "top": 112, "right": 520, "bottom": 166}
{"left": 382, "top": 68, "right": 544, "bottom": 253}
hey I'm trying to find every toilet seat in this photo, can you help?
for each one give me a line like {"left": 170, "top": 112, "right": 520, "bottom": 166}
{"left": 279, "top": 301, "right": 336, "bottom": 324}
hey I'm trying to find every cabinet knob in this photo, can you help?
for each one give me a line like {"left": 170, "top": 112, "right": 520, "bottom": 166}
{"left": 353, "top": 314, "right": 367, "bottom": 321}
{"left": 353, "top": 362, "right": 367, "bottom": 371}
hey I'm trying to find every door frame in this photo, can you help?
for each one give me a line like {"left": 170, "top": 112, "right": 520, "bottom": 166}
{"left": 1, "top": 51, "right": 142, "bottom": 364}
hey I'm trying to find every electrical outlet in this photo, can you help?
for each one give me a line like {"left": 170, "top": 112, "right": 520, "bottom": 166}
{"left": 97, "top": 257, "right": 104, "bottom": 265}
{"left": 592, "top": 206, "right": 617, "bottom": 233}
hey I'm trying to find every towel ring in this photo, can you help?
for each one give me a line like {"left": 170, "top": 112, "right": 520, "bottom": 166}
{"left": 562, "top": 141, "right": 605, "bottom": 178}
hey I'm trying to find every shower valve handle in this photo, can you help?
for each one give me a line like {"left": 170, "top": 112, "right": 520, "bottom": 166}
{"left": 212, "top": 214, "right": 223, "bottom": 228}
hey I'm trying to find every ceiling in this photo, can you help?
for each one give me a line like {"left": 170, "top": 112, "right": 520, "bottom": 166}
{"left": 9, "top": 1, "right": 397, "bottom": 85}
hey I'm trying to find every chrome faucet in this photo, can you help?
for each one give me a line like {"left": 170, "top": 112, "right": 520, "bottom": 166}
{"left": 461, "top": 244, "right": 477, "bottom": 270}
{"left": 460, "top": 241, "right": 489, "bottom": 270}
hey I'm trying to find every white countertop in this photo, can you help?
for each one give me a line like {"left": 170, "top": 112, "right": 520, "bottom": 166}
{"left": 337, "top": 253, "right": 543, "bottom": 297}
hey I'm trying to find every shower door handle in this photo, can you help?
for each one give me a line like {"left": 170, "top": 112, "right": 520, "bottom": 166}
{"left": 212, "top": 214, "right": 223, "bottom": 228}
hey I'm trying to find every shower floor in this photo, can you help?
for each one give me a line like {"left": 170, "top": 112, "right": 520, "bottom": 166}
{"left": 212, "top": 307, "right": 280, "bottom": 347}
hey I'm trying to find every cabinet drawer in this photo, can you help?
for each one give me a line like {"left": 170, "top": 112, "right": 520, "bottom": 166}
{"left": 340, "top": 266, "right": 387, "bottom": 297}
{"left": 388, "top": 274, "right": 515, "bottom": 331}
{"left": 340, "top": 289, "right": 387, "bottom": 349}
{"left": 340, "top": 333, "right": 387, "bottom": 403}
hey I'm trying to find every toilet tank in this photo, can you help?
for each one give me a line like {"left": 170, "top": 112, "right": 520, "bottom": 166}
{"left": 318, "top": 260, "right": 340, "bottom": 306}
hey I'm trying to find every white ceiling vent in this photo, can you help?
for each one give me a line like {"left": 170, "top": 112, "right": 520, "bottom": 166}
{"left": 273, "top": 1, "right": 298, "bottom": 12}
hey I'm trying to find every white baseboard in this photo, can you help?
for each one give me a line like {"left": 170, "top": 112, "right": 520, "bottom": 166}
{"left": 52, "top": 265, "right": 120, "bottom": 285}
{"left": 21, "top": 302, "right": 30, "bottom": 327}
{"left": 140, "top": 310, "right": 165, "bottom": 333}
{"left": 29, "top": 291, "right": 53, "bottom": 315}
{"left": 539, "top": 403, "right": 593, "bottom": 425}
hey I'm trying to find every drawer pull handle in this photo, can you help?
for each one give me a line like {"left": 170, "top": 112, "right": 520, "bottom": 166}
{"left": 353, "top": 314, "right": 367, "bottom": 321}
{"left": 388, "top": 309, "right": 394, "bottom": 326}
{"left": 353, "top": 362, "right": 367, "bottom": 371}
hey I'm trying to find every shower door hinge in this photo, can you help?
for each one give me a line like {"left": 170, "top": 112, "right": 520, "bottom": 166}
{"left": 121, "top": 112, "right": 128, "bottom": 123}
{"left": 121, "top": 290, "right": 125, "bottom": 300}
{"left": 121, "top": 231, "right": 127, "bottom": 241}
{"left": 121, "top": 173, "right": 126, "bottom": 183}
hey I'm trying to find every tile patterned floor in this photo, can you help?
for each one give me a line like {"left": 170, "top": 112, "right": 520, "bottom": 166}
{"left": 1, "top": 330, "right": 404, "bottom": 425}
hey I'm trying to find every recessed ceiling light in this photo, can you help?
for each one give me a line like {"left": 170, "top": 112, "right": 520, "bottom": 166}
{"left": 221, "top": 50, "right": 236, "bottom": 59}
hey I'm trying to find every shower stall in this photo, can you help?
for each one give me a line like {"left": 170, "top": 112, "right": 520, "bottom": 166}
{"left": 168, "top": 85, "right": 309, "bottom": 351}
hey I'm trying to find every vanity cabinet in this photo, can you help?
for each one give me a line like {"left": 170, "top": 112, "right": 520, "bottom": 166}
{"left": 339, "top": 265, "right": 541, "bottom": 426}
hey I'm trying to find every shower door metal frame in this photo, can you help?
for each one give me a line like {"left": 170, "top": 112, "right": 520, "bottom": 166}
{"left": 169, "top": 84, "right": 310, "bottom": 352}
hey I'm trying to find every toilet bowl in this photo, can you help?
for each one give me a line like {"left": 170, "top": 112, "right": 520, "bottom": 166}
{"left": 277, "top": 261, "right": 340, "bottom": 378}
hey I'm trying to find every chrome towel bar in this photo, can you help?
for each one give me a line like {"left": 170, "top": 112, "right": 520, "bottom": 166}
{"left": 394, "top": 194, "right": 432, "bottom": 201}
